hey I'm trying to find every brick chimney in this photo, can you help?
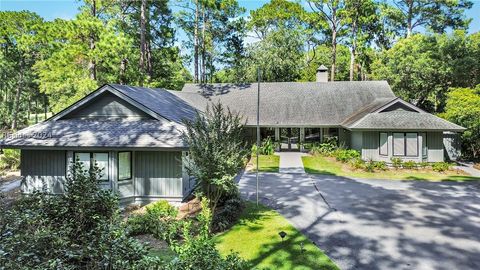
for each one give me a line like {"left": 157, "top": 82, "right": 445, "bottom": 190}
{"left": 316, "top": 65, "right": 328, "bottom": 82}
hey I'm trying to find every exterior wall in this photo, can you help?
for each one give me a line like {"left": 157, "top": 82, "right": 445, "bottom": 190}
{"left": 427, "top": 132, "right": 444, "bottom": 162}
{"left": 20, "top": 149, "right": 184, "bottom": 205}
{"left": 361, "top": 131, "right": 427, "bottom": 163}
{"left": 134, "top": 151, "right": 183, "bottom": 204}
{"left": 339, "top": 128, "right": 350, "bottom": 148}
{"left": 443, "top": 132, "right": 461, "bottom": 161}
{"left": 21, "top": 150, "right": 66, "bottom": 193}
{"left": 62, "top": 92, "right": 152, "bottom": 120}
{"left": 351, "top": 131, "right": 362, "bottom": 152}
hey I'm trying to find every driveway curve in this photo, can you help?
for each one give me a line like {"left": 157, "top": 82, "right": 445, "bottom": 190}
{"left": 239, "top": 172, "right": 480, "bottom": 270}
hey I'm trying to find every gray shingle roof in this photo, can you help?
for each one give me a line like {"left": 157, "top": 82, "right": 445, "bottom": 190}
{"left": 181, "top": 81, "right": 397, "bottom": 126}
{"left": 1, "top": 119, "right": 187, "bottom": 149}
{"left": 110, "top": 84, "right": 198, "bottom": 124}
{"left": 348, "top": 111, "right": 465, "bottom": 131}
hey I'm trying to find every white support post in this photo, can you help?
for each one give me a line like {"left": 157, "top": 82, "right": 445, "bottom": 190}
{"left": 300, "top": 128, "right": 305, "bottom": 151}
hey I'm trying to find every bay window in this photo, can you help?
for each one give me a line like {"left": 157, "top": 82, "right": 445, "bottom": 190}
{"left": 74, "top": 152, "right": 109, "bottom": 181}
{"left": 118, "top": 151, "right": 132, "bottom": 180}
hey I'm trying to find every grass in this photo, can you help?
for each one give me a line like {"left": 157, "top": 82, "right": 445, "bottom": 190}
{"left": 249, "top": 155, "right": 280, "bottom": 172}
{"left": 214, "top": 202, "right": 339, "bottom": 270}
{"left": 302, "top": 155, "right": 480, "bottom": 181}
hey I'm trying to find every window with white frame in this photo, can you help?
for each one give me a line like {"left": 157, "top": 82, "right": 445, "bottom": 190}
{"left": 74, "top": 152, "right": 109, "bottom": 181}
{"left": 421, "top": 132, "right": 427, "bottom": 156}
{"left": 379, "top": 132, "right": 388, "bottom": 156}
{"left": 118, "top": 152, "right": 132, "bottom": 180}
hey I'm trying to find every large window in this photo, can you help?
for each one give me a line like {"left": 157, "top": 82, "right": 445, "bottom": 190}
{"left": 74, "top": 152, "right": 109, "bottom": 181}
{"left": 393, "top": 133, "right": 418, "bottom": 157}
{"left": 118, "top": 152, "right": 132, "bottom": 180}
{"left": 379, "top": 132, "right": 388, "bottom": 156}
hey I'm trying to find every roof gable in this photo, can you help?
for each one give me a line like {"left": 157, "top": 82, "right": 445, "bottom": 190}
{"left": 51, "top": 85, "right": 165, "bottom": 122}
{"left": 60, "top": 91, "right": 154, "bottom": 120}
{"left": 374, "top": 99, "right": 424, "bottom": 113}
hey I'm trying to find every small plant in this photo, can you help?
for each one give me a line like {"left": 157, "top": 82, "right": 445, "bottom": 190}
{"left": 418, "top": 162, "right": 429, "bottom": 169}
{"left": 251, "top": 137, "right": 275, "bottom": 155}
{"left": 145, "top": 199, "right": 178, "bottom": 218}
{"left": 432, "top": 162, "right": 452, "bottom": 172}
{"left": 364, "top": 160, "right": 376, "bottom": 172}
{"left": 212, "top": 197, "right": 244, "bottom": 232}
{"left": 402, "top": 160, "right": 417, "bottom": 169}
{"left": 391, "top": 157, "right": 403, "bottom": 169}
{"left": 349, "top": 157, "right": 365, "bottom": 170}
{"left": 373, "top": 161, "right": 387, "bottom": 171}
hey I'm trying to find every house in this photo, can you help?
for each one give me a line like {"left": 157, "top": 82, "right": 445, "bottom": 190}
{"left": 0, "top": 67, "right": 465, "bottom": 204}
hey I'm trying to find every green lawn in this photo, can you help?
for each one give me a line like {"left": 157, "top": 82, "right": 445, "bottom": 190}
{"left": 302, "top": 156, "right": 480, "bottom": 181}
{"left": 214, "top": 202, "right": 339, "bottom": 270}
{"left": 249, "top": 155, "right": 280, "bottom": 172}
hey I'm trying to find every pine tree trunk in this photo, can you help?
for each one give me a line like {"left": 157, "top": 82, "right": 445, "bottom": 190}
{"left": 139, "top": 0, "right": 147, "bottom": 81}
{"left": 201, "top": 6, "right": 206, "bottom": 83}
{"left": 35, "top": 98, "right": 38, "bottom": 124}
{"left": 349, "top": 20, "right": 357, "bottom": 81}
{"left": 88, "top": 0, "right": 97, "bottom": 80}
{"left": 11, "top": 67, "right": 23, "bottom": 130}
{"left": 194, "top": 0, "right": 199, "bottom": 83}
{"left": 331, "top": 29, "right": 337, "bottom": 82}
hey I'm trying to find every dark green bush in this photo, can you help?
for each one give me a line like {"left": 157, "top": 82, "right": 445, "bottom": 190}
{"left": 0, "top": 161, "right": 156, "bottom": 269}
{"left": 212, "top": 197, "right": 245, "bottom": 232}
{"left": 432, "top": 162, "right": 452, "bottom": 172}
{"left": 0, "top": 149, "right": 20, "bottom": 170}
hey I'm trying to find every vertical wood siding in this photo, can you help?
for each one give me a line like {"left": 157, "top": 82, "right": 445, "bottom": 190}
{"left": 427, "top": 132, "right": 444, "bottom": 162}
{"left": 135, "top": 151, "right": 182, "bottom": 197}
{"left": 63, "top": 92, "right": 152, "bottom": 119}
{"left": 443, "top": 132, "right": 461, "bottom": 161}
{"left": 362, "top": 131, "right": 379, "bottom": 160}
{"left": 21, "top": 150, "right": 66, "bottom": 193}
{"left": 351, "top": 131, "right": 362, "bottom": 151}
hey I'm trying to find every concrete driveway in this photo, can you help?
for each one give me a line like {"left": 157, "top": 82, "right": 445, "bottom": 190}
{"left": 239, "top": 173, "right": 480, "bottom": 270}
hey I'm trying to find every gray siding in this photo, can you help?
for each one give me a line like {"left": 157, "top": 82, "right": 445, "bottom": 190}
{"left": 134, "top": 151, "right": 183, "bottom": 199}
{"left": 443, "top": 132, "right": 461, "bottom": 161}
{"left": 63, "top": 92, "right": 152, "bottom": 120}
{"left": 427, "top": 132, "right": 444, "bottom": 162}
{"left": 21, "top": 150, "right": 66, "bottom": 193}
{"left": 362, "top": 131, "right": 379, "bottom": 160}
{"left": 351, "top": 131, "right": 362, "bottom": 151}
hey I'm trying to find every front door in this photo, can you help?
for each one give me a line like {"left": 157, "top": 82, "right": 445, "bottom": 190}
{"left": 280, "top": 128, "right": 300, "bottom": 151}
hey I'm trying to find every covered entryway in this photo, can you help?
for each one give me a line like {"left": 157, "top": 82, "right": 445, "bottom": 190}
{"left": 280, "top": 128, "right": 300, "bottom": 151}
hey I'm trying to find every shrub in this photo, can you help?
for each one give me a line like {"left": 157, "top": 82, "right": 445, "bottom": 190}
{"left": 402, "top": 160, "right": 417, "bottom": 169}
{"left": 432, "top": 162, "right": 452, "bottom": 172}
{"left": 391, "top": 157, "right": 403, "bottom": 169}
{"left": 364, "top": 160, "right": 376, "bottom": 172}
{"left": 0, "top": 149, "right": 20, "bottom": 170}
{"left": 0, "top": 160, "right": 154, "bottom": 269}
{"left": 310, "top": 142, "right": 337, "bottom": 156}
{"left": 373, "top": 161, "right": 387, "bottom": 171}
{"left": 146, "top": 200, "right": 178, "bottom": 218}
{"left": 251, "top": 137, "right": 276, "bottom": 155}
{"left": 334, "top": 149, "right": 360, "bottom": 163}
{"left": 212, "top": 197, "right": 245, "bottom": 232}
{"left": 127, "top": 200, "right": 183, "bottom": 244}
{"left": 171, "top": 217, "right": 249, "bottom": 270}
{"left": 349, "top": 157, "right": 365, "bottom": 170}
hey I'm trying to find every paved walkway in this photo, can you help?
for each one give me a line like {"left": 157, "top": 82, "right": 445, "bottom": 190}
{"left": 454, "top": 162, "right": 480, "bottom": 177}
{"left": 239, "top": 172, "right": 480, "bottom": 270}
{"left": 0, "top": 179, "right": 21, "bottom": 192}
{"left": 276, "top": 152, "right": 307, "bottom": 174}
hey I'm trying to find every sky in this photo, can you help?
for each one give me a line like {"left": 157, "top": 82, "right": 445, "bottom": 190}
{"left": 1, "top": 0, "right": 479, "bottom": 33}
